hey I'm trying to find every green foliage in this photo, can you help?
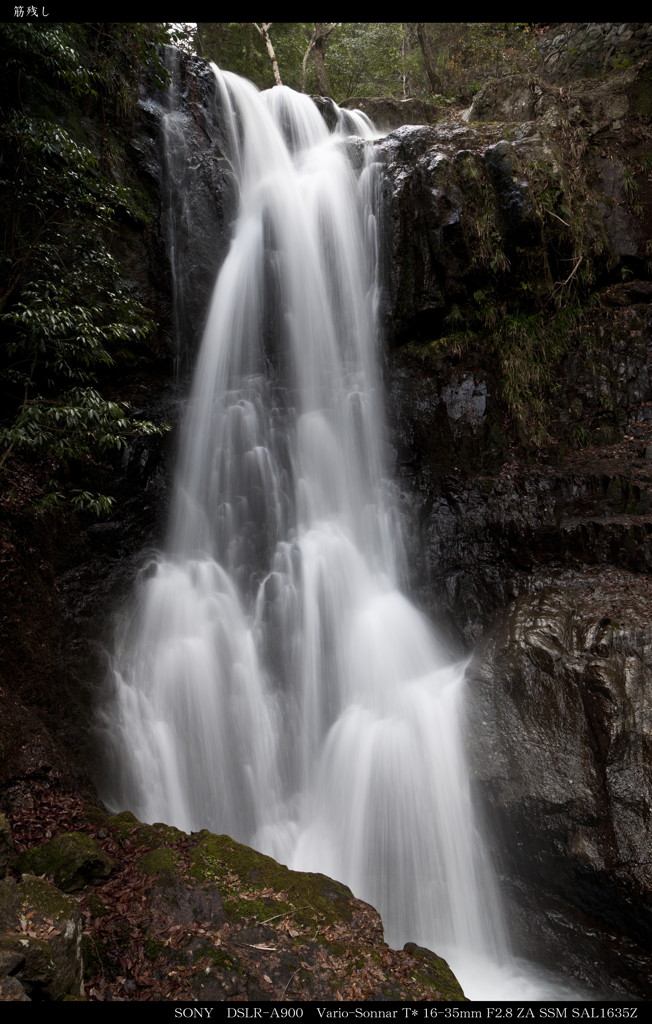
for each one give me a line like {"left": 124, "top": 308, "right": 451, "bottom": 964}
{"left": 0, "top": 23, "right": 168, "bottom": 516}
{"left": 419, "top": 127, "right": 609, "bottom": 449}
{"left": 493, "top": 309, "right": 570, "bottom": 446}
{"left": 1, "top": 387, "right": 163, "bottom": 461}
{"left": 429, "top": 303, "right": 588, "bottom": 447}
{"left": 194, "top": 23, "right": 538, "bottom": 104}
{"left": 326, "top": 24, "right": 422, "bottom": 101}
{"left": 0, "top": 22, "right": 99, "bottom": 101}
{"left": 195, "top": 23, "right": 319, "bottom": 92}
{"left": 415, "top": 23, "right": 538, "bottom": 102}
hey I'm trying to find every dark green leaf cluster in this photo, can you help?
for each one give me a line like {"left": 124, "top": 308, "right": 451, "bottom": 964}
{"left": 1, "top": 387, "right": 162, "bottom": 461}
{"left": 0, "top": 23, "right": 169, "bottom": 516}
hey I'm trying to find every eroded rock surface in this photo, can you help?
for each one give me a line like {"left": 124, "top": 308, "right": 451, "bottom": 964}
{"left": 466, "top": 578, "right": 652, "bottom": 996}
{"left": 376, "top": 26, "right": 652, "bottom": 997}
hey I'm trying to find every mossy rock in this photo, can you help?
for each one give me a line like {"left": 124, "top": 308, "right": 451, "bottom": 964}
{"left": 59, "top": 814, "right": 468, "bottom": 1001}
{"left": 1, "top": 874, "right": 77, "bottom": 924}
{"left": 188, "top": 831, "right": 354, "bottom": 928}
{"left": 106, "top": 812, "right": 184, "bottom": 848}
{"left": 403, "top": 941, "right": 467, "bottom": 1000}
{"left": 86, "top": 894, "right": 109, "bottom": 918}
{"left": 137, "top": 847, "right": 180, "bottom": 875}
{"left": 221, "top": 894, "right": 293, "bottom": 923}
{"left": 0, "top": 875, "right": 83, "bottom": 1000}
{"left": 137, "top": 822, "right": 186, "bottom": 847}
{"left": 104, "top": 811, "right": 140, "bottom": 842}
{"left": 15, "top": 832, "right": 115, "bottom": 892}
{"left": 82, "top": 804, "right": 112, "bottom": 828}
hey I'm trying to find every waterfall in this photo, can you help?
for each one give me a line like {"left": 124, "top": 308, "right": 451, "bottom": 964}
{"left": 102, "top": 65, "right": 578, "bottom": 1001}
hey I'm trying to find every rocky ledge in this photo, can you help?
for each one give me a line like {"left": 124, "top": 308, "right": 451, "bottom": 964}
{"left": 0, "top": 794, "right": 464, "bottom": 1002}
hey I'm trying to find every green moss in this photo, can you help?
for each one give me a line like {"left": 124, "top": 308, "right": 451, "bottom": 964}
{"left": 137, "top": 847, "right": 180, "bottom": 875}
{"left": 105, "top": 811, "right": 140, "bottom": 842}
{"left": 81, "top": 933, "right": 108, "bottom": 980}
{"left": 17, "top": 874, "right": 79, "bottom": 918}
{"left": 188, "top": 832, "right": 354, "bottom": 927}
{"left": 15, "top": 832, "right": 114, "bottom": 892}
{"left": 106, "top": 813, "right": 184, "bottom": 848}
{"left": 132, "top": 824, "right": 183, "bottom": 849}
{"left": 205, "top": 948, "right": 242, "bottom": 973}
{"left": 143, "top": 936, "right": 169, "bottom": 961}
{"left": 83, "top": 805, "right": 111, "bottom": 828}
{"left": 86, "top": 894, "right": 109, "bottom": 918}
{"left": 222, "top": 894, "right": 292, "bottom": 923}
{"left": 404, "top": 941, "right": 467, "bottom": 1000}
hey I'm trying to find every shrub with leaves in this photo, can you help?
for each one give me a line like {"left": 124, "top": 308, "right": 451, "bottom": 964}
{"left": 0, "top": 23, "right": 170, "bottom": 515}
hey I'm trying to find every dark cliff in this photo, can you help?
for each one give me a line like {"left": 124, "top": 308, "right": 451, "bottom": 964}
{"left": 1, "top": 23, "right": 651, "bottom": 1001}
{"left": 380, "top": 24, "right": 652, "bottom": 998}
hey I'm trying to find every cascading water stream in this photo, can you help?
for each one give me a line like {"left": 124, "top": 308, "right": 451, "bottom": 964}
{"left": 102, "top": 65, "right": 579, "bottom": 1001}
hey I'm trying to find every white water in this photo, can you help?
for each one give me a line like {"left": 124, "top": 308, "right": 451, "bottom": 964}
{"left": 103, "top": 68, "right": 578, "bottom": 1001}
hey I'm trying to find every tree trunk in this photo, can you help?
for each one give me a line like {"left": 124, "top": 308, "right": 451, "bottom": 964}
{"left": 300, "top": 28, "right": 315, "bottom": 93}
{"left": 300, "top": 22, "right": 338, "bottom": 97}
{"left": 312, "top": 23, "right": 331, "bottom": 96}
{"left": 253, "top": 22, "right": 282, "bottom": 87}
{"left": 416, "top": 23, "right": 442, "bottom": 95}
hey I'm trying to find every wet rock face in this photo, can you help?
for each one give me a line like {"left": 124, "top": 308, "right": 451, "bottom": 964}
{"left": 378, "top": 28, "right": 652, "bottom": 996}
{"left": 387, "top": 310, "right": 652, "bottom": 649}
{"left": 375, "top": 41, "right": 651, "bottom": 349}
{"left": 137, "top": 49, "right": 237, "bottom": 369}
{"left": 465, "top": 580, "right": 652, "bottom": 996}
{"left": 376, "top": 124, "right": 562, "bottom": 345}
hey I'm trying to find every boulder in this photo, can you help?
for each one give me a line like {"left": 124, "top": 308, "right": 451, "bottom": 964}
{"left": 77, "top": 812, "right": 466, "bottom": 1002}
{"left": 0, "top": 875, "right": 83, "bottom": 1000}
{"left": 15, "top": 832, "right": 115, "bottom": 892}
